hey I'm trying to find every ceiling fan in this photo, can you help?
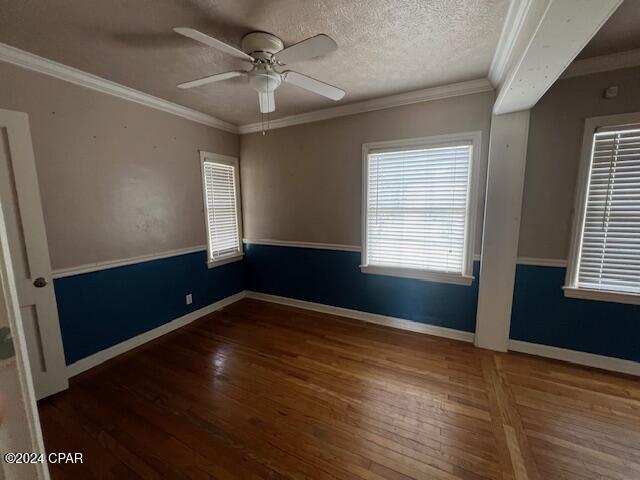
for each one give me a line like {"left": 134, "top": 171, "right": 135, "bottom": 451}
{"left": 173, "top": 28, "right": 346, "bottom": 114}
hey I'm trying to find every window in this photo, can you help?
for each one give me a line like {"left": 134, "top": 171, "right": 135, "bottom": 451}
{"left": 565, "top": 113, "right": 640, "bottom": 304}
{"left": 200, "top": 151, "right": 243, "bottom": 267}
{"left": 361, "top": 133, "right": 480, "bottom": 285}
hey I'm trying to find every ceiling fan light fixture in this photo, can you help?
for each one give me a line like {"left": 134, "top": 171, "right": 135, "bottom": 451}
{"left": 248, "top": 67, "right": 282, "bottom": 94}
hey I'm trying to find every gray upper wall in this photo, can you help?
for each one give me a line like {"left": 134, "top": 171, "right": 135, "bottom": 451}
{"left": 6, "top": 57, "right": 634, "bottom": 269}
{"left": 519, "top": 66, "right": 640, "bottom": 260}
{"left": 240, "top": 92, "right": 494, "bottom": 254}
{"left": 0, "top": 62, "right": 239, "bottom": 270}
{"left": 241, "top": 66, "right": 640, "bottom": 262}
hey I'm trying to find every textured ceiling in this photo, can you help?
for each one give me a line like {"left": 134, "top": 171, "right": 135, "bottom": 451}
{"left": 0, "top": 0, "right": 509, "bottom": 125}
{"left": 578, "top": 0, "right": 640, "bottom": 59}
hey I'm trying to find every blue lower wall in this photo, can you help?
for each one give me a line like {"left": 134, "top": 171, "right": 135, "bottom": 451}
{"left": 245, "top": 244, "right": 480, "bottom": 333}
{"left": 510, "top": 264, "right": 640, "bottom": 363}
{"left": 54, "top": 244, "right": 638, "bottom": 367}
{"left": 54, "top": 251, "right": 244, "bottom": 364}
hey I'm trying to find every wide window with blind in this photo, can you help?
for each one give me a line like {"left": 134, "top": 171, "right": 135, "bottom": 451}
{"left": 200, "top": 151, "right": 243, "bottom": 267}
{"left": 565, "top": 114, "right": 640, "bottom": 304}
{"left": 361, "top": 133, "right": 480, "bottom": 285}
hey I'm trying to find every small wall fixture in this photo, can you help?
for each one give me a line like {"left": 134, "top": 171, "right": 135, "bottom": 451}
{"left": 603, "top": 85, "right": 619, "bottom": 99}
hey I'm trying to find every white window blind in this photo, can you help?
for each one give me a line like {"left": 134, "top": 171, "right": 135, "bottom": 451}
{"left": 576, "top": 125, "right": 640, "bottom": 293}
{"left": 202, "top": 160, "right": 241, "bottom": 262}
{"left": 365, "top": 141, "right": 472, "bottom": 275}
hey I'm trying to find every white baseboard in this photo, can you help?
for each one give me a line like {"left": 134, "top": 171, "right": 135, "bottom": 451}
{"left": 246, "top": 292, "right": 638, "bottom": 376}
{"left": 66, "top": 289, "right": 639, "bottom": 379}
{"left": 66, "top": 291, "right": 246, "bottom": 377}
{"left": 245, "top": 291, "right": 475, "bottom": 343}
{"left": 508, "top": 340, "right": 640, "bottom": 376}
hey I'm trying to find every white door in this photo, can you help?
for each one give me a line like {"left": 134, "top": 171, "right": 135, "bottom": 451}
{"left": 0, "top": 108, "right": 68, "bottom": 399}
{"left": 0, "top": 198, "right": 50, "bottom": 480}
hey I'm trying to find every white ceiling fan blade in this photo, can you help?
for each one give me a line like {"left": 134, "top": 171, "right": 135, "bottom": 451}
{"left": 177, "top": 71, "right": 246, "bottom": 89}
{"left": 273, "top": 34, "right": 337, "bottom": 65}
{"left": 258, "top": 92, "right": 275, "bottom": 113}
{"left": 173, "top": 27, "right": 254, "bottom": 62}
{"left": 283, "top": 71, "right": 345, "bottom": 101}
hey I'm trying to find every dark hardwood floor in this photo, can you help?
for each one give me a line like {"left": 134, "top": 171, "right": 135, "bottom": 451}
{"left": 39, "top": 299, "right": 640, "bottom": 479}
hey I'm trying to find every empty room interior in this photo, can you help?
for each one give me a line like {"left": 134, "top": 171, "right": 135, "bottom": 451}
{"left": 2, "top": 0, "right": 640, "bottom": 478}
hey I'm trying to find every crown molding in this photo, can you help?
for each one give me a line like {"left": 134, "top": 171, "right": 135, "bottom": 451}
{"left": 0, "top": 42, "right": 239, "bottom": 134}
{"left": 561, "top": 48, "right": 640, "bottom": 79}
{"left": 237, "top": 78, "right": 494, "bottom": 134}
{"left": 489, "top": 0, "right": 533, "bottom": 87}
{"left": 1, "top": 42, "right": 495, "bottom": 136}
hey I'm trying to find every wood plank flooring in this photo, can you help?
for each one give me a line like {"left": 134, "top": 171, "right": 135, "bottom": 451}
{"left": 38, "top": 299, "right": 640, "bottom": 479}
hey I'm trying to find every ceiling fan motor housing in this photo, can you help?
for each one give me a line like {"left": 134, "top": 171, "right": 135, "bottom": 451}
{"left": 241, "top": 32, "right": 284, "bottom": 56}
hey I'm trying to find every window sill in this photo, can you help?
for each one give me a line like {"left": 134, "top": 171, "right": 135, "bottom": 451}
{"left": 360, "top": 265, "right": 474, "bottom": 286}
{"left": 207, "top": 253, "right": 244, "bottom": 269}
{"left": 563, "top": 286, "right": 640, "bottom": 305}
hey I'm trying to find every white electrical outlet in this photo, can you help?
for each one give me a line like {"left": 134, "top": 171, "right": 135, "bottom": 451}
{"left": 603, "top": 85, "right": 619, "bottom": 99}
{"left": 186, "top": 294, "right": 193, "bottom": 305}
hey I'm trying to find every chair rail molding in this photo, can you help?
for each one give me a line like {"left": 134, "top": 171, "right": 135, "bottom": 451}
{"left": 52, "top": 245, "right": 207, "bottom": 279}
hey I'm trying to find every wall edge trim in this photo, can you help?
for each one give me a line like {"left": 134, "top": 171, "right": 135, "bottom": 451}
{"left": 246, "top": 291, "right": 475, "bottom": 343}
{"left": 489, "top": 0, "right": 532, "bottom": 86}
{"left": 0, "top": 42, "right": 239, "bottom": 133}
{"left": 562, "top": 48, "right": 640, "bottom": 79}
{"left": 66, "top": 291, "right": 246, "bottom": 377}
{"left": 493, "top": 1, "right": 623, "bottom": 115}
{"left": 508, "top": 340, "right": 640, "bottom": 376}
{"left": 52, "top": 245, "right": 207, "bottom": 279}
{"left": 237, "top": 78, "right": 494, "bottom": 134}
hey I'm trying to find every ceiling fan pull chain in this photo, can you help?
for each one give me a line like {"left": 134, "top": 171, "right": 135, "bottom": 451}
{"left": 262, "top": 74, "right": 268, "bottom": 135}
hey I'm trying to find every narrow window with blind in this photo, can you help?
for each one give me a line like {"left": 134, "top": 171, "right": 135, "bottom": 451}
{"left": 565, "top": 119, "right": 640, "bottom": 303}
{"left": 200, "top": 152, "right": 243, "bottom": 267}
{"left": 361, "top": 134, "right": 479, "bottom": 285}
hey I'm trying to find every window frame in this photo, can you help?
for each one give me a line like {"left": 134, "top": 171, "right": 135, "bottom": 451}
{"left": 564, "top": 112, "right": 640, "bottom": 305}
{"left": 199, "top": 151, "right": 244, "bottom": 269}
{"left": 360, "top": 132, "right": 482, "bottom": 286}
